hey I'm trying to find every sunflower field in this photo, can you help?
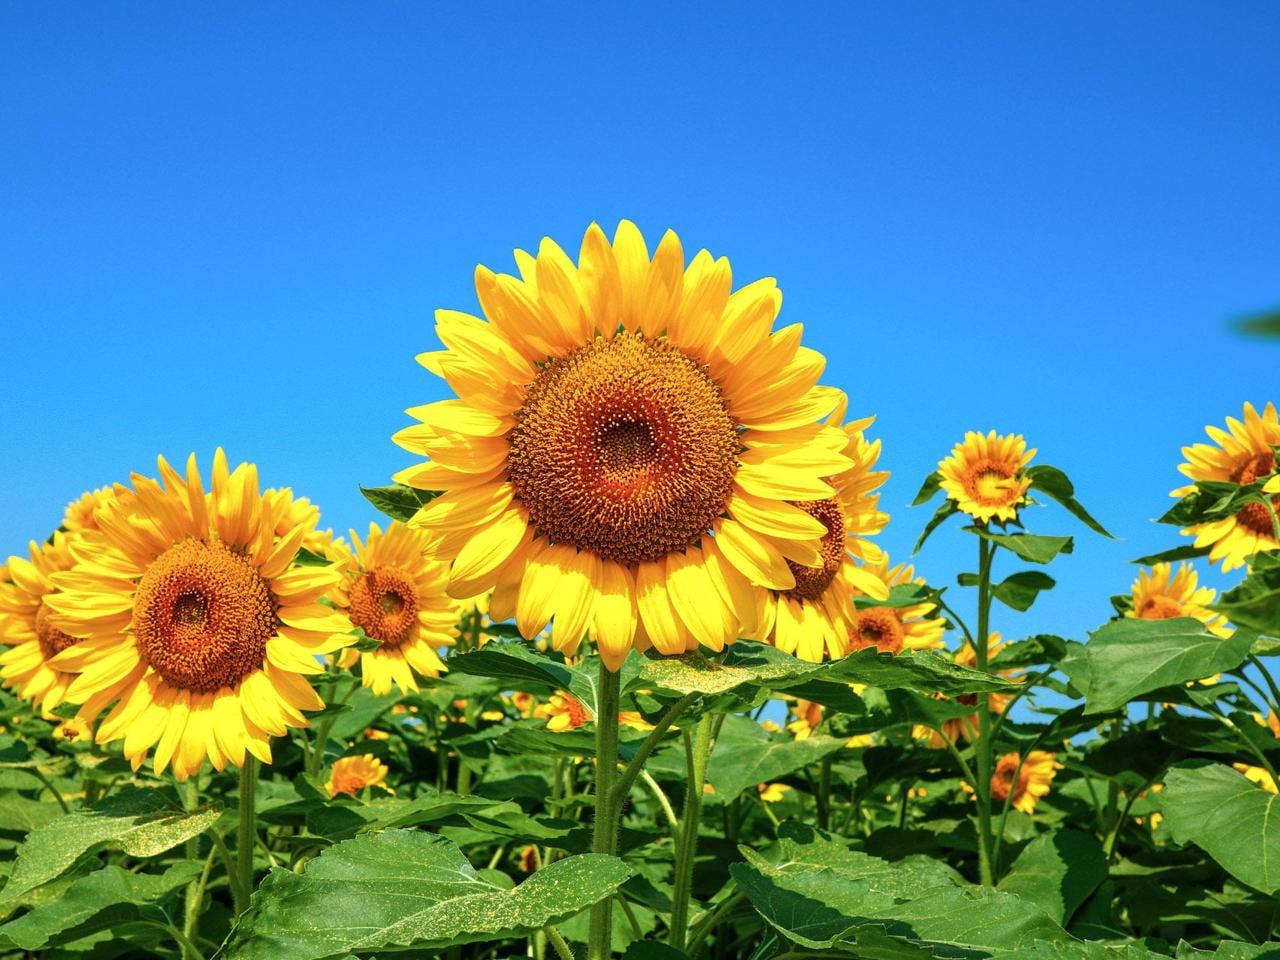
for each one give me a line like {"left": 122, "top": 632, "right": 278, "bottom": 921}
{"left": 2, "top": 222, "right": 1279, "bottom": 960}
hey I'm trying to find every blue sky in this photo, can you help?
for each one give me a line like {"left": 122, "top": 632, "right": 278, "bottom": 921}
{"left": 2, "top": 4, "right": 1277, "bottom": 650}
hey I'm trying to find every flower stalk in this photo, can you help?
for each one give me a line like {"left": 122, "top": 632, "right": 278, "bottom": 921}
{"left": 588, "top": 662, "right": 622, "bottom": 960}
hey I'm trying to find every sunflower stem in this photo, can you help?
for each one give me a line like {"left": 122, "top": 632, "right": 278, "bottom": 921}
{"left": 235, "top": 757, "right": 259, "bottom": 916}
{"left": 669, "top": 712, "right": 714, "bottom": 951}
{"left": 587, "top": 662, "right": 622, "bottom": 960}
{"left": 974, "top": 535, "right": 996, "bottom": 887}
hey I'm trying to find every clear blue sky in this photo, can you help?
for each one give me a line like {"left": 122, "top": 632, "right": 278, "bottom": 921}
{"left": 3, "top": 4, "right": 1277, "bottom": 648}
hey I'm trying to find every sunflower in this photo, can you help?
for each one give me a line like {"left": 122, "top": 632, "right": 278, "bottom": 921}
{"left": 764, "top": 406, "right": 890, "bottom": 662}
{"left": 938, "top": 431, "right": 1036, "bottom": 523}
{"left": 991, "top": 750, "right": 1061, "bottom": 814}
{"left": 62, "top": 487, "right": 117, "bottom": 534}
{"left": 326, "top": 753, "right": 392, "bottom": 797}
{"left": 758, "top": 782, "right": 791, "bottom": 803}
{"left": 330, "top": 522, "right": 458, "bottom": 696}
{"left": 0, "top": 532, "right": 84, "bottom": 711}
{"left": 785, "top": 698, "right": 824, "bottom": 739}
{"left": 847, "top": 555, "right": 946, "bottom": 655}
{"left": 266, "top": 488, "right": 335, "bottom": 553}
{"left": 916, "top": 633, "right": 1019, "bottom": 747}
{"left": 42, "top": 450, "right": 355, "bottom": 780}
{"left": 393, "top": 221, "right": 853, "bottom": 670}
{"left": 1233, "top": 763, "right": 1278, "bottom": 793}
{"left": 536, "top": 692, "right": 591, "bottom": 732}
{"left": 1174, "top": 402, "right": 1280, "bottom": 572}
{"left": 1128, "top": 562, "right": 1229, "bottom": 637}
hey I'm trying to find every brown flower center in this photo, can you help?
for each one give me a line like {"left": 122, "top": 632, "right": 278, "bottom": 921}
{"left": 1137, "top": 595, "right": 1186, "bottom": 620}
{"left": 847, "top": 607, "right": 906, "bottom": 654}
{"left": 1233, "top": 451, "right": 1277, "bottom": 486}
{"left": 35, "top": 604, "right": 79, "bottom": 661}
{"left": 133, "top": 539, "right": 278, "bottom": 693}
{"left": 965, "top": 460, "right": 1019, "bottom": 506}
{"left": 349, "top": 566, "right": 419, "bottom": 647}
{"left": 990, "top": 753, "right": 1025, "bottom": 805}
{"left": 1238, "top": 499, "right": 1280, "bottom": 537}
{"left": 559, "top": 694, "right": 590, "bottom": 729}
{"left": 784, "top": 498, "right": 846, "bottom": 602}
{"left": 507, "top": 332, "right": 739, "bottom": 566}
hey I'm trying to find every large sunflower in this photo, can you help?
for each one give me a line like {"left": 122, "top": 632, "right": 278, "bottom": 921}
{"left": 846, "top": 555, "right": 946, "bottom": 655}
{"left": 394, "top": 221, "right": 852, "bottom": 669}
{"left": 765, "top": 406, "right": 889, "bottom": 662}
{"left": 0, "top": 532, "right": 83, "bottom": 711}
{"left": 331, "top": 522, "right": 457, "bottom": 695}
{"left": 1129, "top": 562, "right": 1229, "bottom": 637}
{"left": 1174, "top": 402, "right": 1280, "bottom": 572}
{"left": 43, "top": 451, "right": 355, "bottom": 780}
{"left": 938, "top": 431, "right": 1036, "bottom": 523}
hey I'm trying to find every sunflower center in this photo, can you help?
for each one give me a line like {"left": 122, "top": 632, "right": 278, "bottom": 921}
{"left": 507, "top": 332, "right": 739, "bottom": 566}
{"left": 990, "top": 754, "right": 1021, "bottom": 805}
{"left": 1138, "top": 595, "right": 1186, "bottom": 620}
{"left": 968, "top": 462, "right": 1017, "bottom": 505}
{"left": 1238, "top": 499, "right": 1280, "bottom": 537}
{"left": 784, "top": 498, "right": 846, "bottom": 602}
{"left": 35, "top": 603, "right": 79, "bottom": 661}
{"left": 1233, "top": 451, "right": 1277, "bottom": 486}
{"left": 349, "top": 566, "right": 419, "bottom": 647}
{"left": 132, "top": 539, "right": 278, "bottom": 694}
{"left": 848, "top": 607, "right": 906, "bottom": 654}
{"left": 561, "top": 694, "right": 590, "bottom": 728}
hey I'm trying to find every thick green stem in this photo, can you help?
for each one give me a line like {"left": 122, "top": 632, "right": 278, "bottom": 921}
{"left": 235, "top": 758, "right": 259, "bottom": 915}
{"left": 974, "top": 535, "right": 996, "bottom": 886}
{"left": 669, "top": 712, "right": 714, "bottom": 950}
{"left": 182, "top": 776, "right": 203, "bottom": 937}
{"left": 587, "top": 663, "right": 622, "bottom": 960}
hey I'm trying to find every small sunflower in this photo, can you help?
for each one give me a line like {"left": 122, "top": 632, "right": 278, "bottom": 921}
{"left": 266, "top": 488, "right": 335, "bottom": 553}
{"left": 535, "top": 691, "right": 591, "bottom": 732}
{"left": 1174, "top": 402, "right": 1280, "bottom": 571}
{"left": 43, "top": 450, "right": 356, "bottom": 780}
{"left": 331, "top": 522, "right": 458, "bottom": 696}
{"left": 1128, "top": 562, "right": 1229, "bottom": 637}
{"left": 326, "top": 753, "right": 392, "bottom": 797}
{"left": 758, "top": 782, "right": 791, "bottom": 803}
{"left": 0, "top": 533, "right": 84, "bottom": 711}
{"left": 764, "top": 407, "right": 890, "bottom": 663}
{"left": 394, "top": 221, "right": 854, "bottom": 670}
{"left": 991, "top": 750, "right": 1061, "bottom": 814}
{"left": 847, "top": 555, "right": 946, "bottom": 655}
{"left": 1233, "top": 762, "right": 1278, "bottom": 793}
{"left": 54, "top": 715, "right": 92, "bottom": 744}
{"left": 785, "top": 698, "right": 824, "bottom": 739}
{"left": 938, "top": 431, "right": 1036, "bottom": 524}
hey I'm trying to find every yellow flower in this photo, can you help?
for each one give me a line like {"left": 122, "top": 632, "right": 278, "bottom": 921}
{"left": 535, "top": 692, "right": 592, "bottom": 732}
{"left": 326, "top": 753, "right": 392, "bottom": 797}
{"left": 266, "top": 488, "right": 336, "bottom": 554}
{"left": 991, "top": 750, "right": 1061, "bottom": 814}
{"left": 758, "top": 782, "right": 791, "bottom": 803}
{"left": 845, "top": 733, "right": 875, "bottom": 748}
{"left": 618, "top": 711, "right": 655, "bottom": 731}
{"left": 764, "top": 407, "right": 889, "bottom": 662}
{"left": 846, "top": 555, "right": 946, "bottom": 655}
{"left": 54, "top": 715, "right": 92, "bottom": 743}
{"left": 1174, "top": 402, "right": 1280, "bottom": 571}
{"left": 760, "top": 719, "right": 782, "bottom": 733}
{"left": 508, "top": 690, "right": 538, "bottom": 718}
{"left": 518, "top": 845, "right": 540, "bottom": 872}
{"left": 1234, "top": 762, "right": 1279, "bottom": 793}
{"left": 61, "top": 487, "right": 118, "bottom": 535}
{"left": 1128, "top": 562, "right": 1230, "bottom": 637}
{"left": 364, "top": 728, "right": 391, "bottom": 741}
{"left": 915, "top": 634, "right": 1019, "bottom": 747}
{"left": 331, "top": 522, "right": 458, "bottom": 696}
{"left": 43, "top": 450, "right": 355, "bottom": 781}
{"left": 938, "top": 431, "right": 1036, "bottom": 523}
{"left": 786, "top": 699, "right": 824, "bottom": 739}
{"left": 394, "top": 221, "right": 853, "bottom": 670}
{"left": 0, "top": 532, "right": 83, "bottom": 711}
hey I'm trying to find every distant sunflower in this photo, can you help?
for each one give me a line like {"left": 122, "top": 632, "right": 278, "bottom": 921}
{"left": 331, "top": 522, "right": 457, "bottom": 696}
{"left": 266, "top": 488, "right": 335, "bottom": 553}
{"left": 765, "top": 406, "right": 890, "bottom": 662}
{"left": 938, "top": 431, "right": 1036, "bottom": 523}
{"left": 0, "top": 533, "right": 82, "bottom": 710}
{"left": 1174, "top": 402, "right": 1280, "bottom": 571}
{"left": 847, "top": 555, "right": 946, "bottom": 655}
{"left": 536, "top": 692, "right": 591, "bottom": 732}
{"left": 916, "top": 633, "right": 1019, "bottom": 747}
{"left": 991, "top": 750, "right": 1061, "bottom": 814}
{"left": 1233, "top": 763, "right": 1278, "bottom": 793}
{"left": 43, "top": 450, "right": 355, "bottom": 780}
{"left": 326, "top": 753, "right": 392, "bottom": 797}
{"left": 394, "top": 221, "right": 851, "bottom": 670}
{"left": 1129, "top": 562, "right": 1229, "bottom": 637}
{"left": 62, "top": 487, "right": 117, "bottom": 535}
{"left": 758, "top": 782, "right": 791, "bottom": 803}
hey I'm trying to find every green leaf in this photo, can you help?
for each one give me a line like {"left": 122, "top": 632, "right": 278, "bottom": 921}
{"left": 358, "top": 483, "right": 440, "bottom": 523}
{"left": 293, "top": 546, "right": 333, "bottom": 567}
{"left": 912, "top": 471, "right": 944, "bottom": 506}
{"left": 731, "top": 822, "right": 1067, "bottom": 952}
{"left": 1026, "top": 465, "right": 1113, "bottom": 538}
{"left": 913, "top": 500, "right": 959, "bottom": 554}
{"left": 1159, "top": 480, "right": 1265, "bottom": 527}
{"left": 446, "top": 642, "right": 599, "bottom": 713}
{"left": 1059, "top": 618, "right": 1256, "bottom": 714}
{"left": 705, "top": 716, "right": 847, "bottom": 800}
{"left": 996, "top": 830, "right": 1108, "bottom": 924}
{"left": 1162, "top": 762, "right": 1280, "bottom": 894}
{"left": 304, "top": 790, "right": 517, "bottom": 841}
{"left": 972, "top": 529, "right": 1075, "bottom": 565}
{"left": 220, "top": 829, "right": 631, "bottom": 959}
{"left": 0, "top": 787, "right": 220, "bottom": 911}
{"left": 994, "top": 571, "right": 1057, "bottom": 612}
{"left": 0, "top": 861, "right": 200, "bottom": 950}
{"left": 1232, "top": 306, "right": 1280, "bottom": 339}
{"left": 1215, "top": 552, "right": 1280, "bottom": 636}
{"left": 1131, "top": 544, "right": 1212, "bottom": 566}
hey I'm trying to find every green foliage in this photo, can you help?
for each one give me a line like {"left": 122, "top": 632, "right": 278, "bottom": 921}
{"left": 358, "top": 483, "right": 440, "bottom": 522}
{"left": 1215, "top": 552, "right": 1280, "bottom": 635}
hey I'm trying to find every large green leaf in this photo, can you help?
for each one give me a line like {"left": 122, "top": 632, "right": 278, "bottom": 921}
{"left": 1162, "top": 763, "right": 1280, "bottom": 894}
{"left": 994, "top": 572, "right": 1057, "bottom": 613}
{"left": 972, "top": 530, "right": 1075, "bottom": 565}
{"left": 219, "top": 829, "right": 631, "bottom": 959}
{"left": 0, "top": 787, "right": 220, "bottom": 911}
{"left": 1025, "top": 465, "right": 1113, "bottom": 538}
{"left": 1215, "top": 552, "right": 1280, "bottom": 636}
{"left": 1060, "top": 618, "right": 1256, "bottom": 714}
{"left": 0, "top": 861, "right": 199, "bottom": 950}
{"left": 997, "top": 830, "right": 1108, "bottom": 924}
{"left": 358, "top": 483, "right": 440, "bottom": 522}
{"left": 731, "top": 821, "right": 1067, "bottom": 952}
{"left": 446, "top": 642, "right": 602, "bottom": 713}
{"left": 705, "top": 715, "right": 847, "bottom": 800}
